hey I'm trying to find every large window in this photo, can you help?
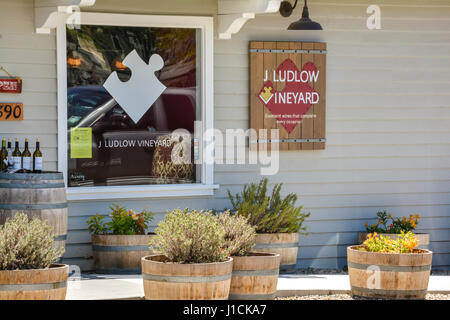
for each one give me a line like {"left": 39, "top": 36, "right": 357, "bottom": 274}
{"left": 57, "top": 14, "right": 215, "bottom": 199}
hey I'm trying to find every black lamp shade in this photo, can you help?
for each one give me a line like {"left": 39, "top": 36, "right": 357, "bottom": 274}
{"left": 286, "top": 0, "right": 323, "bottom": 30}
{"left": 288, "top": 18, "right": 323, "bottom": 30}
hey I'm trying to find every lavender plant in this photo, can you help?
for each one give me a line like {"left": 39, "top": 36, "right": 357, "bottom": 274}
{"left": 0, "top": 213, "right": 64, "bottom": 270}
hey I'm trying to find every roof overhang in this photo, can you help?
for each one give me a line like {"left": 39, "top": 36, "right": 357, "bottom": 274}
{"left": 34, "top": 0, "right": 96, "bottom": 34}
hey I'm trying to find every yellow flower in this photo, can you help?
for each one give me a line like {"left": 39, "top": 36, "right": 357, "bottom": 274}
{"left": 388, "top": 213, "right": 392, "bottom": 218}
{"left": 414, "top": 214, "right": 420, "bottom": 219}
{"left": 372, "top": 224, "right": 376, "bottom": 228}
{"left": 378, "top": 220, "right": 383, "bottom": 225}
{"left": 132, "top": 214, "right": 137, "bottom": 220}
{"left": 365, "top": 222, "right": 369, "bottom": 227}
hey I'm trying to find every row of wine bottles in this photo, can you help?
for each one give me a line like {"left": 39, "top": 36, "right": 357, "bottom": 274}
{"left": 0, "top": 138, "right": 43, "bottom": 173}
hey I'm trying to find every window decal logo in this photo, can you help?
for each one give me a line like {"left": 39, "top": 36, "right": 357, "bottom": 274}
{"left": 103, "top": 50, "right": 166, "bottom": 123}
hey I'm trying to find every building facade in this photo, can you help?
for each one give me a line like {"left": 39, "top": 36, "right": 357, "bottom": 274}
{"left": 0, "top": 0, "right": 449, "bottom": 270}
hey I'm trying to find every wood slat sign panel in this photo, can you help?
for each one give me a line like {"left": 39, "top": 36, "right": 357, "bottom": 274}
{"left": 249, "top": 41, "right": 327, "bottom": 150}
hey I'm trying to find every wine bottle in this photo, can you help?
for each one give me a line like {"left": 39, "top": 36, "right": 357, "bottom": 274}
{"left": 21, "top": 138, "right": 32, "bottom": 171}
{"left": 7, "top": 138, "right": 13, "bottom": 168}
{"left": 12, "top": 138, "right": 21, "bottom": 170}
{"left": 0, "top": 138, "right": 7, "bottom": 171}
{"left": 33, "top": 138, "right": 43, "bottom": 173}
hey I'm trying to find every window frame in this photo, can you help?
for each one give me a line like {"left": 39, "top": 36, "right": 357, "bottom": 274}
{"left": 56, "top": 13, "right": 216, "bottom": 201}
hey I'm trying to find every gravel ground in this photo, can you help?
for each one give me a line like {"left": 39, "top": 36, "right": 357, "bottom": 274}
{"left": 281, "top": 268, "right": 450, "bottom": 275}
{"left": 277, "top": 294, "right": 450, "bottom": 300}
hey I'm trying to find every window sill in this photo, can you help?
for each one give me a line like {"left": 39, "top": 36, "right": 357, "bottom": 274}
{"left": 66, "top": 184, "right": 219, "bottom": 201}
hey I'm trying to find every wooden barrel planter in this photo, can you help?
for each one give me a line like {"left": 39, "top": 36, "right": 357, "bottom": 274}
{"left": 0, "top": 172, "right": 68, "bottom": 255}
{"left": 347, "top": 246, "right": 432, "bottom": 299}
{"left": 0, "top": 264, "right": 68, "bottom": 300}
{"left": 358, "top": 232, "right": 430, "bottom": 250}
{"left": 92, "top": 234, "right": 155, "bottom": 274}
{"left": 229, "top": 252, "right": 280, "bottom": 300}
{"left": 142, "top": 254, "right": 233, "bottom": 300}
{"left": 254, "top": 233, "right": 299, "bottom": 269}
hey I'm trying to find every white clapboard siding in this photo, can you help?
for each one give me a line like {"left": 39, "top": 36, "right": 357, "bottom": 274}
{"left": 1, "top": 0, "right": 449, "bottom": 270}
{"left": 0, "top": 0, "right": 57, "bottom": 170}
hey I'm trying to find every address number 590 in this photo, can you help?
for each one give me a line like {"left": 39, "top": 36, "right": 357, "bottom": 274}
{"left": 0, "top": 103, "right": 23, "bottom": 121}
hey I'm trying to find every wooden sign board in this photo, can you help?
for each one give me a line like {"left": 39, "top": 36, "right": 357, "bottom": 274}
{"left": 0, "top": 103, "right": 23, "bottom": 121}
{"left": 0, "top": 78, "right": 22, "bottom": 94}
{"left": 249, "top": 41, "right": 327, "bottom": 150}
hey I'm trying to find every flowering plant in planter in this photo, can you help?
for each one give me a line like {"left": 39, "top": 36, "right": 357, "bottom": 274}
{"left": 364, "top": 210, "right": 420, "bottom": 234}
{"left": 359, "top": 210, "right": 429, "bottom": 250}
{"left": 142, "top": 209, "right": 233, "bottom": 300}
{"left": 227, "top": 178, "right": 309, "bottom": 269}
{"left": 360, "top": 232, "right": 419, "bottom": 253}
{"left": 87, "top": 204, "right": 153, "bottom": 235}
{"left": 0, "top": 213, "right": 68, "bottom": 300}
{"left": 348, "top": 231, "right": 432, "bottom": 299}
{"left": 86, "top": 204, "right": 154, "bottom": 274}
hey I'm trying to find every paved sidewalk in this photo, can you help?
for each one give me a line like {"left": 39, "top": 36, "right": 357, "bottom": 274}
{"left": 66, "top": 274, "right": 450, "bottom": 300}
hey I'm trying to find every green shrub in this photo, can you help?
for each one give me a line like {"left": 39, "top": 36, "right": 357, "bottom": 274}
{"left": 87, "top": 204, "right": 153, "bottom": 235}
{"left": 151, "top": 209, "right": 228, "bottom": 264}
{"left": 216, "top": 211, "right": 256, "bottom": 256}
{"left": 0, "top": 213, "right": 64, "bottom": 270}
{"left": 228, "top": 178, "right": 310, "bottom": 234}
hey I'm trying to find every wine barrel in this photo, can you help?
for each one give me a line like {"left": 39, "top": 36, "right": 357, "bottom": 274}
{"left": 229, "top": 252, "right": 280, "bottom": 300}
{"left": 347, "top": 246, "right": 432, "bottom": 299}
{"left": 254, "top": 233, "right": 299, "bottom": 269}
{"left": 142, "top": 255, "right": 233, "bottom": 300}
{"left": 0, "top": 264, "right": 68, "bottom": 300}
{"left": 92, "top": 234, "right": 155, "bottom": 274}
{"left": 0, "top": 172, "right": 68, "bottom": 255}
{"left": 358, "top": 232, "right": 430, "bottom": 250}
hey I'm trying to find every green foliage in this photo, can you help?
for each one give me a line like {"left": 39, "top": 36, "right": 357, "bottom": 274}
{"left": 216, "top": 211, "right": 256, "bottom": 257}
{"left": 87, "top": 204, "right": 154, "bottom": 235}
{"left": 0, "top": 213, "right": 64, "bottom": 270}
{"left": 228, "top": 178, "right": 310, "bottom": 234}
{"left": 151, "top": 209, "right": 229, "bottom": 264}
{"left": 365, "top": 210, "right": 420, "bottom": 234}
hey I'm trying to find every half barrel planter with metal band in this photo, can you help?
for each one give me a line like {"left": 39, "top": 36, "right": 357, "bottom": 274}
{"left": 347, "top": 246, "right": 432, "bottom": 300}
{"left": 254, "top": 233, "right": 299, "bottom": 269}
{"left": 92, "top": 234, "right": 155, "bottom": 274}
{"left": 142, "top": 254, "right": 233, "bottom": 300}
{"left": 358, "top": 232, "right": 430, "bottom": 250}
{"left": 229, "top": 252, "right": 280, "bottom": 300}
{"left": 0, "top": 172, "right": 68, "bottom": 255}
{"left": 0, "top": 264, "right": 68, "bottom": 300}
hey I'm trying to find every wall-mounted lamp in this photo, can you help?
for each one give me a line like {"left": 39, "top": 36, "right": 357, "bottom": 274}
{"left": 280, "top": 0, "right": 323, "bottom": 30}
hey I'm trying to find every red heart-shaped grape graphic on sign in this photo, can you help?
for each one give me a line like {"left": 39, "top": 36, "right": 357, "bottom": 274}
{"left": 258, "top": 58, "right": 319, "bottom": 134}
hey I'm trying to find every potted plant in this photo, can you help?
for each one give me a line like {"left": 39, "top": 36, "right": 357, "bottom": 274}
{"left": 87, "top": 204, "right": 154, "bottom": 273}
{"left": 359, "top": 210, "right": 429, "bottom": 249}
{"left": 348, "top": 232, "right": 432, "bottom": 299}
{"left": 228, "top": 178, "right": 310, "bottom": 269}
{"left": 0, "top": 213, "right": 68, "bottom": 300}
{"left": 216, "top": 212, "right": 280, "bottom": 300}
{"left": 142, "top": 209, "right": 233, "bottom": 300}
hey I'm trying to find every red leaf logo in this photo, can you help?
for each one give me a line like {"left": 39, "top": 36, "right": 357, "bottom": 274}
{"left": 258, "top": 58, "right": 319, "bottom": 134}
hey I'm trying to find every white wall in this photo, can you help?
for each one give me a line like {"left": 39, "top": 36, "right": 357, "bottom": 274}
{"left": 1, "top": 0, "right": 449, "bottom": 270}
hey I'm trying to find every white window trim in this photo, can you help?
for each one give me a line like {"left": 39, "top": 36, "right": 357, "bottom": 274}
{"left": 56, "top": 13, "right": 217, "bottom": 201}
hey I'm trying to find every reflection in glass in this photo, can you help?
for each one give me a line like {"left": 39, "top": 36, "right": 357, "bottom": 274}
{"left": 66, "top": 25, "right": 200, "bottom": 187}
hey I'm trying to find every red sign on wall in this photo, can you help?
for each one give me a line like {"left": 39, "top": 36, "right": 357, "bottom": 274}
{"left": 0, "top": 78, "right": 22, "bottom": 94}
{"left": 258, "top": 59, "right": 319, "bottom": 134}
{"left": 250, "top": 41, "right": 327, "bottom": 150}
